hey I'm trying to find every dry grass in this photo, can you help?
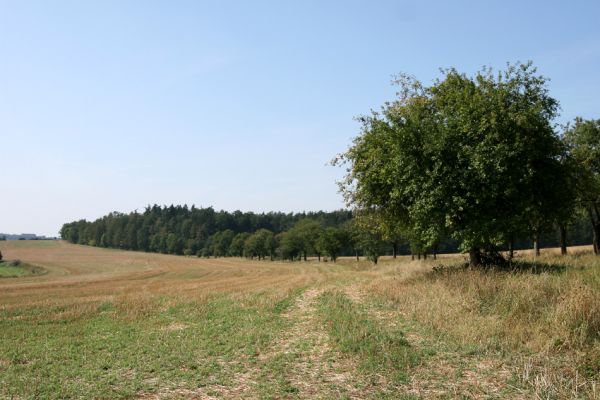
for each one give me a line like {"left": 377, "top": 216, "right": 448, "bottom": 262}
{"left": 0, "top": 240, "right": 598, "bottom": 399}
{"left": 368, "top": 255, "right": 600, "bottom": 399}
{"left": 0, "top": 240, "right": 364, "bottom": 313}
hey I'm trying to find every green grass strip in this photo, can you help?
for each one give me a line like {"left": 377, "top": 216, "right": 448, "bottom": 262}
{"left": 316, "top": 291, "right": 423, "bottom": 384}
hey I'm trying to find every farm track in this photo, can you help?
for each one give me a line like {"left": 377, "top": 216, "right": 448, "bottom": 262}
{"left": 255, "top": 287, "right": 369, "bottom": 399}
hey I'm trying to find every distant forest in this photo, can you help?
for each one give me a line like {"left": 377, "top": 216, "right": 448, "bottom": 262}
{"left": 60, "top": 205, "right": 593, "bottom": 261}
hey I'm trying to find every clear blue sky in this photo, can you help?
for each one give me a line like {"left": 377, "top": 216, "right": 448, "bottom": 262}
{"left": 2, "top": 0, "right": 599, "bottom": 236}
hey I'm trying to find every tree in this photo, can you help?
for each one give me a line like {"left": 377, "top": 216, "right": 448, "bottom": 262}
{"left": 278, "top": 231, "right": 302, "bottom": 261}
{"left": 337, "top": 62, "right": 564, "bottom": 266}
{"left": 166, "top": 233, "right": 183, "bottom": 254}
{"left": 229, "top": 232, "right": 250, "bottom": 257}
{"left": 211, "top": 230, "right": 235, "bottom": 257}
{"left": 342, "top": 220, "right": 362, "bottom": 261}
{"left": 244, "top": 229, "right": 275, "bottom": 260}
{"left": 564, "top": 118, "right": 600, "bottom": 254}
{"left": 357, "top": 226, "right": 386, "bottom": 265}
{"left": 286, "top": 219, "right": 323, "bottom": 261}
{"left": 317, "top": 227, "right": 347, "bottom": 262}
{"left": 0, "top": 250, "right": 3, "bottom": 262}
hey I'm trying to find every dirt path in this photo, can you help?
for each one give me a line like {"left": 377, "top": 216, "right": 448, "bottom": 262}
{"left": 255, "top": 287, "right": 370, "bottom": 399}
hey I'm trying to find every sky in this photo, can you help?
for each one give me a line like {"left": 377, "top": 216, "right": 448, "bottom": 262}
{"left": 1, "top": 0, "right": 599, "bottom": 236}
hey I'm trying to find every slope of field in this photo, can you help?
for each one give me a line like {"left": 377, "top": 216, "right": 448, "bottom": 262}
{"left": 0, "top": 241, "right": 598, "bottom": 399}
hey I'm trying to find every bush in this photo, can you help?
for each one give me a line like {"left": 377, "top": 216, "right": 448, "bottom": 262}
{"left": 9, "top": 259, "right": 21, "bottom": 267}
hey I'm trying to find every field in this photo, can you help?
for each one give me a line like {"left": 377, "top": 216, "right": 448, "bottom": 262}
{"left": 0, "top": 241, "right": 598, "bottom": 399}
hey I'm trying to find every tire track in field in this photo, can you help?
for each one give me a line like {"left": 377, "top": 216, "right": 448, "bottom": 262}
{"left": 253, "top": 287, "right": 371, "bottom": 399}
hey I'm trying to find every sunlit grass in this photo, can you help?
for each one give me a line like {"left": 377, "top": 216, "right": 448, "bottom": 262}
{"left": 0, "top": 241, "right": 598, "bottom": 398}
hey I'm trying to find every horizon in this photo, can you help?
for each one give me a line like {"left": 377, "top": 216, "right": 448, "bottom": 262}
{"left": 2, "top": 0, "right": 600, "bottom": 236}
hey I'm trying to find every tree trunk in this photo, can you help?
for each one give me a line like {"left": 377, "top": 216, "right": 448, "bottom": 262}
{"left": 355, "top": 250, "right": 359, "bottom": 261}
{"left": 559, "top": 225, "right": 567, "bottom": 256}
{"left": 588, "top": 208, "right": 599, "bottom": 255}
{"left": 411, "top": 252, "right": 414, "bottom": 261}
{"left": 423, "top": 252, "right": 428, "bottom": 260}
{"left": 508, "top": 238, "right": 514, "bottom": 261}
{"left": 417, "top": 253, "right": 421, "bottom": 260}
{"left": 533, "top": 233, "right": 540, "bottom": 257}
{"left": 303, "top": 251, "right": 307, "bottom": 262}
{"left": 594, "top": 223, "right": 600, "bottom": 256}
{"left": 392, "top": 243, "right": 397, "bottom": 259}
{"left": 469, "top": 247, "right": 481, "bottom": 267}
{"left": 317, "top": 253, "right": 321, "bottom": 262}
{"left": 433, "top": 250, "right": 437, "bottom": 260}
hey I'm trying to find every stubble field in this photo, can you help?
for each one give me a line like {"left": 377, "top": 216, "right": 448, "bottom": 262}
{"left": 0, "top": 240, "right": 598, "bottom": 399}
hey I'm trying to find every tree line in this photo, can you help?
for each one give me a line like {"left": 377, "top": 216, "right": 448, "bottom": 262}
{"left": 60, "top": 207, "right": 359, "bottom": 261}
{"left": 61, "top": 202, "right": 593, "bottom": 263}
{"left": 336, "top": 61, "right": 600, "bottom": 266}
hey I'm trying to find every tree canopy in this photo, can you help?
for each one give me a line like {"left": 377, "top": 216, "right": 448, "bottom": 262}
{"left": 337, "top": 62, "right": 572, "bottom": 265}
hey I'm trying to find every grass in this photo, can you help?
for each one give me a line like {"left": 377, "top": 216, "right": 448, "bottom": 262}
{"left": 0, "top": 291, "right": 297, "bottom": 399}
{"left": 0, "top": 240, "right": 598, "bottom": 398}
{"left": 368, "top": 255, "right": 600, "bottom": 398}
{"left": 316, "top": 290, "right": 424, "bottom": 386}
{"left": 0, "top": 260, "right": 45, "bottom": 278}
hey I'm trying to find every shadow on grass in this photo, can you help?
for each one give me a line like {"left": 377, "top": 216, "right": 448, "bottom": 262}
{"left": 431, "top": 260, "right": 566, "bottom": 276}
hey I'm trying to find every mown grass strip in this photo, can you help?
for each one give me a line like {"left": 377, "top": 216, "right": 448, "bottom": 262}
{"left": 316, "top": 291, "right": 424, "bottom": 384}
{"left": 0, "top": 290, "right": 298, "bottom": 399}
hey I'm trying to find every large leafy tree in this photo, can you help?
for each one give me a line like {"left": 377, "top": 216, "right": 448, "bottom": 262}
{"left": 564, "top": 118, "right": 600, "bottom": 253}
{"left": 337, "top": 62, "right": 566, "bottom": 266}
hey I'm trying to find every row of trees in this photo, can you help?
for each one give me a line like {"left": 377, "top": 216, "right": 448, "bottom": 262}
{"left": 336, "top": 61, "right": 600, "bottom": 266}
{"left": 61, "top": 204, "right": 594, "bottom": 264}
{"left": 60, "top": 206, "right": 394, "bottom": 262}
{"left": 60, "top": 207, "right": 355, "bottom": 259}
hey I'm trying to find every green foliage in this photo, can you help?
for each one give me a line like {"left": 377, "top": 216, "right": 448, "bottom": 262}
{"left": 244, "top": 229, "right": 276, "bottom": 260}
{"left": 210, "top": 229, "right": 235, "bottom": 257}
{"left": 285, "top": 219, "right": 323, "bottom": 261}
{"left": 277, "top": 231, "right": 300, "bottom": 260}
{"left": 229, "top": 232, "right": 250, "bottom": 257}
{"left": 60, "top": 206, "right": 352, "bottom": 258}
{"left": 564, "top": 118, "right": 600, "bottom": 251}
{"left": 337, "top": 62, "right": 570, "bottom": 264}
{"left": 316, "top": 227, "right": 347, "bottom": 262}
{"left": 358, "top": 229, "right": 386, "bottom": 265}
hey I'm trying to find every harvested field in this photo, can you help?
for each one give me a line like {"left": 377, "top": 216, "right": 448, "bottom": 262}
{"left": 0, "top": 241, "right": 598, "bottom": 399}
